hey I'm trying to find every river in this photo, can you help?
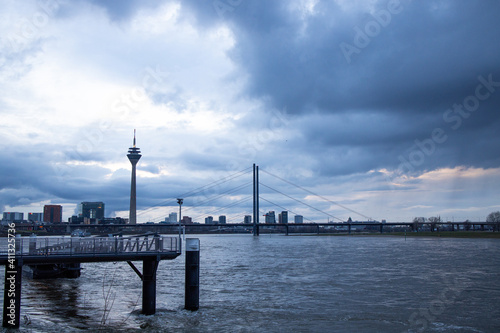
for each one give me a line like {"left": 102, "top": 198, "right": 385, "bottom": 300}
{"left": 1, "top": 234, "right": 500, "bottom": 332}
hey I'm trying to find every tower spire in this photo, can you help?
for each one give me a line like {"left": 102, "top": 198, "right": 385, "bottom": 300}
{"left": 133, "top": 129, "right": 136, "bottom": 148}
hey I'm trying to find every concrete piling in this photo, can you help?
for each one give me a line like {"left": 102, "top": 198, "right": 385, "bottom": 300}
{"left": 185, "top": 238, "right": 200, "bottom": 311}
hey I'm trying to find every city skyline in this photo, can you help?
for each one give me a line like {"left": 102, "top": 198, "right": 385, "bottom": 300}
{"left": 1, "top": 1, "right": 499, "bottom": 223}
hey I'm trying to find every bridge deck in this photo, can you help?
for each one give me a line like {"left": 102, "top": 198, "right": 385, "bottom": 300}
{"left": 0, "top": 235, "right": 181, "bottom": 265}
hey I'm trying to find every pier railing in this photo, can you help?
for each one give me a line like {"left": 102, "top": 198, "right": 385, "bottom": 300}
{"left": 1, "top": 235, "right": 180, "bottom": 258}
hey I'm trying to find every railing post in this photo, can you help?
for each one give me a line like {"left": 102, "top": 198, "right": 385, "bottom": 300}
{"left": 29, "top": 234, "right": 37, "bottom": 255}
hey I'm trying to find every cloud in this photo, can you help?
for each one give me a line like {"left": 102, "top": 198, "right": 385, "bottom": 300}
{"left": 1, "top": 0, "right": 499, "bottom": 222}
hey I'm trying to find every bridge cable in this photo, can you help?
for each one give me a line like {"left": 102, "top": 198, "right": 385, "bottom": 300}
{"left": 191, "top": 196, "right": 253, "bottom": 222}
{"left": 260, "top": 169, "right": 372, "bottom": 221}
{"left": 259, "top": 183, "right": 343, "bottom": 222}
{"left": 148, "top": 181, "right": 253, "bottom": 222}
{"left": 259, "top": 196, "right": 316, "bottom": 223}
{"left": 137, "top": 167, "right": 252, "bottom": 218}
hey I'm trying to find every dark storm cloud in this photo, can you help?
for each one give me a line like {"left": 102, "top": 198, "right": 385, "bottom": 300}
{"left": 178, "top": 0, "right": 500, "bottom": 176}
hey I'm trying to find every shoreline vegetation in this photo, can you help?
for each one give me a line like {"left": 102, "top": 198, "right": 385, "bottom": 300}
{"left": 304, "top": 231, "right": 500, "bottom": 239}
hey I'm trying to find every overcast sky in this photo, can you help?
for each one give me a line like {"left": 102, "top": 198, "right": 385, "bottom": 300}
{"left": 1, "top": 0, "right": 499, "bottom": 223}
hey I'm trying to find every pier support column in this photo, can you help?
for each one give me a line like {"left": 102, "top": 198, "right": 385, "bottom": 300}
{"left": 3, "top": 260, "right": 22, "bottom": 328}
{"left": 185, "top": 238, "right": 200, "bottom": 311}
{"left": 380, "top": 224, "right": 383, "bottom": 234}
{"left": 142, "top": 259, "right": 159, "bottom": 315}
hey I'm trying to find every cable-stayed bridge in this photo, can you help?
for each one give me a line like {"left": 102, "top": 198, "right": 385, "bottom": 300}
{"left": 137, "top": 164, "right": 373, "bottom": 228}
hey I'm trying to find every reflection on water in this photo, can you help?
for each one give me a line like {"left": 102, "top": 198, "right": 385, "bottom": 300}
{"left": 1, "top": 235, "right": 500, "bottom": 332}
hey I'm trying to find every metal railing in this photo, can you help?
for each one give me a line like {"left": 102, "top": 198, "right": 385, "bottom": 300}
{"left": 0, "top": 236, "right": 180, "bottom": 257}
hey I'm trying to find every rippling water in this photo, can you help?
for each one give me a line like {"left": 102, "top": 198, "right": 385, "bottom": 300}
{"left": 2, "top": 234, "right": 500, "bottom": 332}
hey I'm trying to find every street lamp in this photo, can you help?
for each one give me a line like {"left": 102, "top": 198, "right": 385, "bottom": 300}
{"left": 177, "top": 198, "right": 183, "bottom": 248}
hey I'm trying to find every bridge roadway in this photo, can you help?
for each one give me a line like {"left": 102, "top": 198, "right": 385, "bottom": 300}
{"left": 32, "top": 221, "right": 499, "bottom": 236}
{"left": 1, "top": 235, "right": 181, "bottom": 328}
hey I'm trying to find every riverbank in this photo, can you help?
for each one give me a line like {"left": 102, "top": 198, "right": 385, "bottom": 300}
{"left": 308, "top": 231, "right": 500, "bottom": 239}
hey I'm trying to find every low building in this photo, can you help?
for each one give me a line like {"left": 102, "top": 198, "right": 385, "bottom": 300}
{"left": 28, "top": 213, "right": 43, "bottom": 222}
{"left": 3, "top": 212, "right": 24, "bottom": 221}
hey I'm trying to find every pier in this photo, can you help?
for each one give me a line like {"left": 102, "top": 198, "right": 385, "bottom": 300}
{"left": 0, "top": 235, "right": 182, "bottom": 328}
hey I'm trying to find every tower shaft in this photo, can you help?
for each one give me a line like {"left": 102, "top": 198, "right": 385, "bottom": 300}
{"left": 129, "top": 163, "right": 138, "bottom": 224}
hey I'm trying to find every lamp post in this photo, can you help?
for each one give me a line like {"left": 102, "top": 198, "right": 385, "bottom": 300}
{"left": 177, "top": 198, "right": 183, "bottom": 250}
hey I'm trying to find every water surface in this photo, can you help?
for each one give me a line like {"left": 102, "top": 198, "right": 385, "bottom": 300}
{"left": 2, "top": 234, "right": 499, "bottom": 332}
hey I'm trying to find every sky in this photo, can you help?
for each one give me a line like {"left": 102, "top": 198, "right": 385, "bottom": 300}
{"left": 1, "top": 0, "right": 499, "bottom": 223}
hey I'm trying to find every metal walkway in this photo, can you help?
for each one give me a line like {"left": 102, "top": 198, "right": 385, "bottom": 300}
{"left": 0, "top": 235, "right": 181, "bottom": 264}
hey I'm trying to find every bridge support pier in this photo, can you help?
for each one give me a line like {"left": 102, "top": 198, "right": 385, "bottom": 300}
{"left": 3, "top": 260, "right": 22, "bottom": 328}
{"left": 380, "top": 224, "right": 383, "bottom": 234}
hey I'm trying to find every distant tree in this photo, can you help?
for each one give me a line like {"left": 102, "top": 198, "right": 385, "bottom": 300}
{"left": 486, "top": 211, "right": 500, "bottom": 231}
{"left": 428, "top": 216, "right": 441, "bottom": 232}
{"left": 411, "top": 217, "right": 423, "bottom": 232}
{"left": 463, "top": 219, "right": 472, "bottom": 231}
{"left": 347, "top": 217, "right": 352, "bottom": 223}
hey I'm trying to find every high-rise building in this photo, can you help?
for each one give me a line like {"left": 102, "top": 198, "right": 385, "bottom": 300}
{"left": 244, "top": 215, "right": 252, "bottom": 224}
{"left": 127, "top": 130, "right": 141, "bottom": 225}
{"left": 279, "top": 211, "right": 288, "bottom": 224}
{"left": 182, "top": 216, "right": 192, "bottom": 224}
{"left": 3, "top": 212, "right": 24, "bottom": 221}
{"left": 166, "top": 212, "right": 178, "bottom": 223}
{"left": 205, "top": 216, "right": 213, "bottom": 224}
{"left": 294, "top": 215, "right": 303, "bottom": 224}
{"left": 265, "top": 211, "right": 276, "bottom": 223}
{"left": 78, "top": 202, "right": 105, "bottom": 220}
{"left": 218, "top": 215, "right": 226, "bottom": 224}
{"left": 28, "top": 213, "right": 43, "bottom": 222}
{"left": 43, "top": 205, "right": 62, "bottom": 223}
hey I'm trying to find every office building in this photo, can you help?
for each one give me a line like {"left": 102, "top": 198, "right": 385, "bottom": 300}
{"left": 43, "top": 205, "right": 62, "bottom": 223}
{"left": 279, "top": 211, "right": 288, "bottom": 224}
{"left": 78, "top": 202, "right": 105, "bottom": 220}
{"left": 294, "top": 215, "right": 304, "bottom": 224}
{"left": 28, "top": 213, "right": 43, "bottom": 222}
{"left": 218, "top": 215, "right": 227, "bottom": 224}
{"left": 205, "top": 216, "right": 213, "bottom": 224}
{"left": 265, "top": 211, "right": 276, "bottom": 223}
{"left": 3, "top": 212, "right": 24, "bottom": 221}
{"left": 244, "top": 215, "right": 252, "bottom": 224}
{"left": 168, "top": 212, "right": 178, "bottom": 223}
